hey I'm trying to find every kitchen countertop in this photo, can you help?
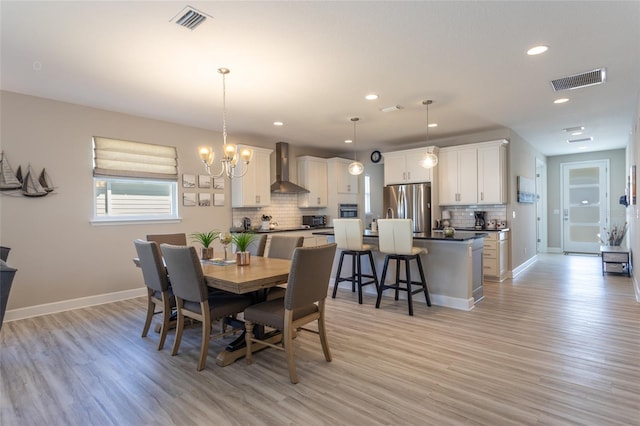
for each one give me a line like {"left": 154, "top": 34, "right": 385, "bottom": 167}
{"left": 439, "top": 227, "right": 510, "bottom": 232}
{"left": 229, "top": 226, "right": 333, "bottom": 234}
{"left": 314, "top": 229, "right": 488, "bottom": 242}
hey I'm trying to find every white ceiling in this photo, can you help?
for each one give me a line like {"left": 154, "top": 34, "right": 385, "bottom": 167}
{"left": 2, "top": 1, "right": 639, "bottom": 157}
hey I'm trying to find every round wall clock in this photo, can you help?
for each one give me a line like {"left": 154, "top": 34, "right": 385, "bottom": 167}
{"left": 370, "top": 150, "right": 382, "bottom": 163}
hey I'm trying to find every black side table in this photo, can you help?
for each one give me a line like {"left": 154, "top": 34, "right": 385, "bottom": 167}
{"left": 600, "top": 245, "right": 632, "bottom": 277}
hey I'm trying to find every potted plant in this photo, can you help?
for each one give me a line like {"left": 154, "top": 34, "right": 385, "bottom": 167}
{"left": 261, "top": 214, "right": 272, "bottom": 231}
{"left": 231, "top": 232, "right": 258, "bottom": 265}
{"left": 190, "top": 230, "right": 220, "bottom": 260}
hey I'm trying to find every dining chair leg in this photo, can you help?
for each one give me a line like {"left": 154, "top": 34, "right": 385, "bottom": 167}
{"left": 283, "top": 310, "right": 298, "bottom": 384}
{"left": 245, "top": 321, "right": 254, "bottom": 365}
{"left": 318, "top": 299, "right": 332, "bottom": 362}
{"left": 142, "top": 289, "right": 155, "bottom": 338}
{"left": 157, "top": 293, "right": 171, "bottom": 350}
{"left": 171, "top": 301, "right": 185, "bottom": 356}
{"left": 197, "top": 302, "right": 211, "bottom": 371}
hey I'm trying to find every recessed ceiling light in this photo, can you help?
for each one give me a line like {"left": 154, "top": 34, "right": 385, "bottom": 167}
{"left": 344, "top": 139, "right": 353, "bottom": 144}
{"left": 567, "top": 137, "right": 593, "bottom": 144}
{"left": 571, "top": 131, "right": 583, "bottom": 136}
{"left": 273, "top": 121, "right": 283, "bottom": 126}
{"left": 527, "top": 45, "right": 549, "bottom": 55}
{"left": 365, "top": 94, "right": 379, "bottom": 100}
{"left": 428, "top": 123, "right": 438, "bottom": 128}
{"left": 554, "top": 98, "right": 569, "bottom": 104}
{"left": 380, "top": 105, "right": 403, "bottom": 112}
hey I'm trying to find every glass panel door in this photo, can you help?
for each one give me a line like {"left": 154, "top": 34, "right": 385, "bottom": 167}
{"left": 561, "top": 160, "right": 608, "bottom": 254}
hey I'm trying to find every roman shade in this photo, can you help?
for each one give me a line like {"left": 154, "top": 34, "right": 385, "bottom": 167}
{"left": 93, "top": 137, "right": 178, "bottom": 180}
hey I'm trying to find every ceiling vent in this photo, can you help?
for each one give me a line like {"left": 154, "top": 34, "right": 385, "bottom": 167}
{"left": 550, "top": 68, "right": 606, "bottom": 92}
{"left": 567, "top": 137, "right": 593, "bottom": 144}
{"left": 171, "top": 6, "right": 209, "bottom": 30}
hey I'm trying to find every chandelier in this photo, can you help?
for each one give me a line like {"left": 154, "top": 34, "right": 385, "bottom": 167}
{"left": 420, "top": 99, "right": 438, "bottom": 169}
{"left": 198, "top": 68, "right": 252, "bottom": 178}
{"left": 348, "top": 117, "right": 364, "bottom": 175}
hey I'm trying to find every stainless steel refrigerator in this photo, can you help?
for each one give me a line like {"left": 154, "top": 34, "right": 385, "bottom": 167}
{"left": 382, "top": 183, "right": 432, "bottom": 233}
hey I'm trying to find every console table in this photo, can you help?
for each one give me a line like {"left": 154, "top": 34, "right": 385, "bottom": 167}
{"left": 600, "top": 245, "right": 631, "bottom": 277}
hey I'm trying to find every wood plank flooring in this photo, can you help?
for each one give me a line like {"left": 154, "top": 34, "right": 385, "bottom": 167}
{"left": 1, "top": 254, "right": 638, "bottom": 425}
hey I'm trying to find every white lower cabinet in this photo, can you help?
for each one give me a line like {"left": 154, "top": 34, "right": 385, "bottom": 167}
{"left": 483, "top": 231, "right": 509, "bottom": 282}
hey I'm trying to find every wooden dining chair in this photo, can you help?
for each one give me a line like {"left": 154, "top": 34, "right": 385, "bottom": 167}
{"left": 244, "top": 243, "right": 337, "bottom": 384}
{"left": 160, "top": 244, "right": 252, "bottom": 371}
{"left": 134, "top": 239, "right": 175, "bottom": 350}
{"left": 265, "top": 235, "right": 304, "bottom": 300}
{"left": 146, "top": 233, "right": 187, "bottom": 246}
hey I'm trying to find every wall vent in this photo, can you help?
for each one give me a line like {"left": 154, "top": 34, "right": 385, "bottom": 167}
{"left": 550, "top": 68, "right": 606, "bottom": 92}
{"left": 171, "top": 6, "right": 210, "bottom": 30}
{"left": 567, "top": 137, "right": 593, "bottom": 144}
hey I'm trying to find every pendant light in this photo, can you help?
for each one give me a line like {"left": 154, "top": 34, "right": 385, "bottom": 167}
{"left": 420, "top": 99, "right": 438, "bottom": 169}
{"left": 198, "top": 68, "right": 253, "bottom": 178}
{"left": 348, "top": 117, "right": 364, "bottom": 175}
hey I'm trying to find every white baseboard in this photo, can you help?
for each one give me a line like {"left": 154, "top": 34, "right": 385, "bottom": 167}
{"left": 332, "top": 282, "right": 475, "bottom": 311}
{"left": 547, "top": 247, "right": 563, "bottom": 254}
{"left": 4, "top": 287, "right": 147, "bottom": 323}
{"left": 633, "top": 274, "right": 639, "bottom": 303}
{"left": 511, "top": 255, "right": 538, "bottom": 278}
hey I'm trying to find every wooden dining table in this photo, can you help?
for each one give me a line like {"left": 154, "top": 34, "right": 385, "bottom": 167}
{"left": 133, "top": 255, "right": 291, "bottom": 366}
{"left": 201, "top": 256, "right": 291, "bottom": 366}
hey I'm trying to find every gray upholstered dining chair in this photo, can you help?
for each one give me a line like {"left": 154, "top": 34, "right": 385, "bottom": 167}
{"left": 247, "top": 234, "right": 267, "bottom": 257}
{"left": 265, "top": 235, "right": 304, "bottom": 300}
{"left": 134, "top": 239, "right": 175, "bottom": 350}
{"left": 0, "top": 246, "right": 10, "bottom": 262}
{"left": 146, "top": 233, "right": 188, "bottom": 246}
{"left": 160, "top": 243, "right": 252, "bottom": 371}
{"left": 244, "top": 243, "right": 337, "bottom": 384}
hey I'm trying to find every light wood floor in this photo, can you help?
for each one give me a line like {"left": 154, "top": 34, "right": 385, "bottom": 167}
{"left": 1, "top": 254, "right": 638, "bottom": 425}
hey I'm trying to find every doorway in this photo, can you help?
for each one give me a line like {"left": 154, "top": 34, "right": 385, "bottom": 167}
{"left": 561, "top": 160, "right": 609, "bottom": 254}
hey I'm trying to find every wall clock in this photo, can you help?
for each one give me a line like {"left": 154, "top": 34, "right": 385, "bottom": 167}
{"left": 370, "top": 150, "right": 382, "bottom": 163}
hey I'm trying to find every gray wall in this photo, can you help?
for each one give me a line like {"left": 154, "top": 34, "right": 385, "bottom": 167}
{"left": 546, "top": 149, "right": 627, "bottom": 250}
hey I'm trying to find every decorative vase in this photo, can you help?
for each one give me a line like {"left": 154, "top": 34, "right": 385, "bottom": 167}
{"left": 200, "top": 247, "right": 214, "bottom": 260}
{"left": 262, "top": 221, "right": 270, "bottom": 231}
{"left": 236, "top": 251, "right": 251, "bottom": 266}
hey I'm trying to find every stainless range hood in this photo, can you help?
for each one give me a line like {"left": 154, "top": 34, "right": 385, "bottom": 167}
{"left": 270, "top": 142, "right": 309, "bottom": 193}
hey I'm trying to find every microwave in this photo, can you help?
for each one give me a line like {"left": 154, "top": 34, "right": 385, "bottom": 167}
{"left": 302, "top": 215, "right": 327, "bottom": 228}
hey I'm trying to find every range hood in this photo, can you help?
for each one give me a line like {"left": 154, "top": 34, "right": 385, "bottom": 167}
{"left": 271, "top": 142, "right": 309, "bottom": 193}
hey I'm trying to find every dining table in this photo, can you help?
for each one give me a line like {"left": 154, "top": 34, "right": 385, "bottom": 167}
{"left": 134, "top": 254, "right": 292, "bottom": 366}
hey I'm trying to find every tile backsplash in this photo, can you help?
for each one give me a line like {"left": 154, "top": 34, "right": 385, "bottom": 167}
{"left": 438, "top": 205, "right": 507, "bottom": 228}
{"left": 232, "top": 193, "right": 325, "bottom": 229}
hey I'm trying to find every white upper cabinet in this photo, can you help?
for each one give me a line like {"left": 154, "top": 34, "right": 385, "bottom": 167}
{"left": 231, "top": 145, "right": 272, "bottom": 208}
{"left": 383, "top": 146, "right": 436, "bottom": 186}
{"left": 438, "top": 139, "right": 508, "bottom": 206}
{"left": 297, "top": 156, "right": 328, "bottom": 208}
{"left": 328, "top": 157, "right": 358, "bottom": 194}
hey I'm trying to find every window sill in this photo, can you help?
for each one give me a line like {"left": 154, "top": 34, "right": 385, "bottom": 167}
{"left": 90, "top": 217, "right": 182, "bottom": 226}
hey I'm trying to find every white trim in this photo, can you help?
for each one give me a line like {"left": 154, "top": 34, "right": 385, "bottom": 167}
{"left": 3, "top": 288, "right": 147, "bottom": 322}
{"left": 633, "top": 274, "right": 640, "bottom": 303}
{"left": 91, "top": 217, "right": 182, "bottom": 226}
{"left": 547, "top": 247, "right": 564, "bottom": 254}
{"left": 511, "top": 254, "right": 538, "bottom": 278}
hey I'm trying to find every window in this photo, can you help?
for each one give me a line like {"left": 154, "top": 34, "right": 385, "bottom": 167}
{"left": 92, "top": 137, "right": 179, "bottom": 223}
{"left": 364, "top": 174, "right": 371, "bottom": 215}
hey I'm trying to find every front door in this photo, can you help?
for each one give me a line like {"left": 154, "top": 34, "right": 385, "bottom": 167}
{"left": 561, "top": 160, "right": 609, "bottom": 254}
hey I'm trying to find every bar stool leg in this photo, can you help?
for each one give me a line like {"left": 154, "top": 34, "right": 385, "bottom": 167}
{"left": 332, "top": 251, "right": 346, "bottom": 299}
{"left": 376, "top": 256, "right": 391, "bottom": 309}
{"left": 356, "top": 254, "right": 363, "bottom": 304}
{"left": 351, "top": 254, "right": 356, "bottom": 292}
{"left": 394, "top": 258, "right": 400, "bottom": 301}
{"left": 416, "top": 255, "right": 431, "bottom": 306}
{"left": 366, "top": 251, "right": 380, "bottom": 293}
{"left": 405, "top": 257, "right": 414, "bottom": 316}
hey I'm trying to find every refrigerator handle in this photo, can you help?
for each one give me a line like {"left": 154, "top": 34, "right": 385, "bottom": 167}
{"left": 398, "top": 186, "right": 406, "bottom": 219}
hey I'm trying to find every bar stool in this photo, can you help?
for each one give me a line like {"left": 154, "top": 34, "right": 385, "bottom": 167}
{"left": 332, "top": 219, "right": 379, "bottom": 304}
{"left": 375, "top": 219, "right": 431, "bottom": 316}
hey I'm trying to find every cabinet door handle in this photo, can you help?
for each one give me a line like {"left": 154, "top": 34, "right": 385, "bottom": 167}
{"left": 256, "top": 195, "right": 260, "bottom": 203}
{"left": 407, "top": 172, "right": 411, "bottom": 180}
{"left": 403, "top": 172, "right": 406, "bottom": 180}
{"left": 481, "top": 192, "right": 484, "bottom": 201}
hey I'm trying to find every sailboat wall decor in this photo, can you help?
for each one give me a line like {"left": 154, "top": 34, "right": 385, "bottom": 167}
{"left": 39, "top": 168, "right": 54, "bottom": 192}
{"left": 0, "top": 152, "right": 22, "bottom": 190}
{"left": 22, "top": 165, "right": 48, "bottom": 197}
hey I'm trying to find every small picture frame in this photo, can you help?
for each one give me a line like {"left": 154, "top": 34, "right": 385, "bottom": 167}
{"left": 214, "top": 193, "right": 225, "bottom": 206}
{"left": 183, "top": 192, "right": 196, "bottom": 206}
{"left": 213, "top": 177, "right": 225, "bottom": 190}
{"left": 198, "top": 193, "right": 211, "bottom": 206}
{"left": 182, "top": 174, "right": 196, "bottom": 188}
{"left": 198, "top": 175, "right": 211, "bottom": 188}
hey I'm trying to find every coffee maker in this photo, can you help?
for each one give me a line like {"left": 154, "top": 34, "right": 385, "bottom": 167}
{"left": 474, "top": 211, "right": 486, "bottom": 229}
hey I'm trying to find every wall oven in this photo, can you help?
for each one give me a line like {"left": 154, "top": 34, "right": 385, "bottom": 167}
{"left": 338, "top": 203, "right": 359, "bottom": 218}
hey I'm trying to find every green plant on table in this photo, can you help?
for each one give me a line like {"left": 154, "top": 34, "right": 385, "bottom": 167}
{"left": 231, "top": 232, "right": 259, "bottom": 252}
{"left": 189, "top": 230, "right": 220, "bottom": 248}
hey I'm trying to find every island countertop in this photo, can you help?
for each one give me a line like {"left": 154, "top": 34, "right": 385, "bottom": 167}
{"left": 313, "top": 229, "right": 488, "bottom": 242}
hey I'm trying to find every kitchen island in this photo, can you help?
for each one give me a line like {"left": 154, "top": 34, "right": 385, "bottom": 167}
{"left": 314, "top": 230, "right": 487, "bottom": 311}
